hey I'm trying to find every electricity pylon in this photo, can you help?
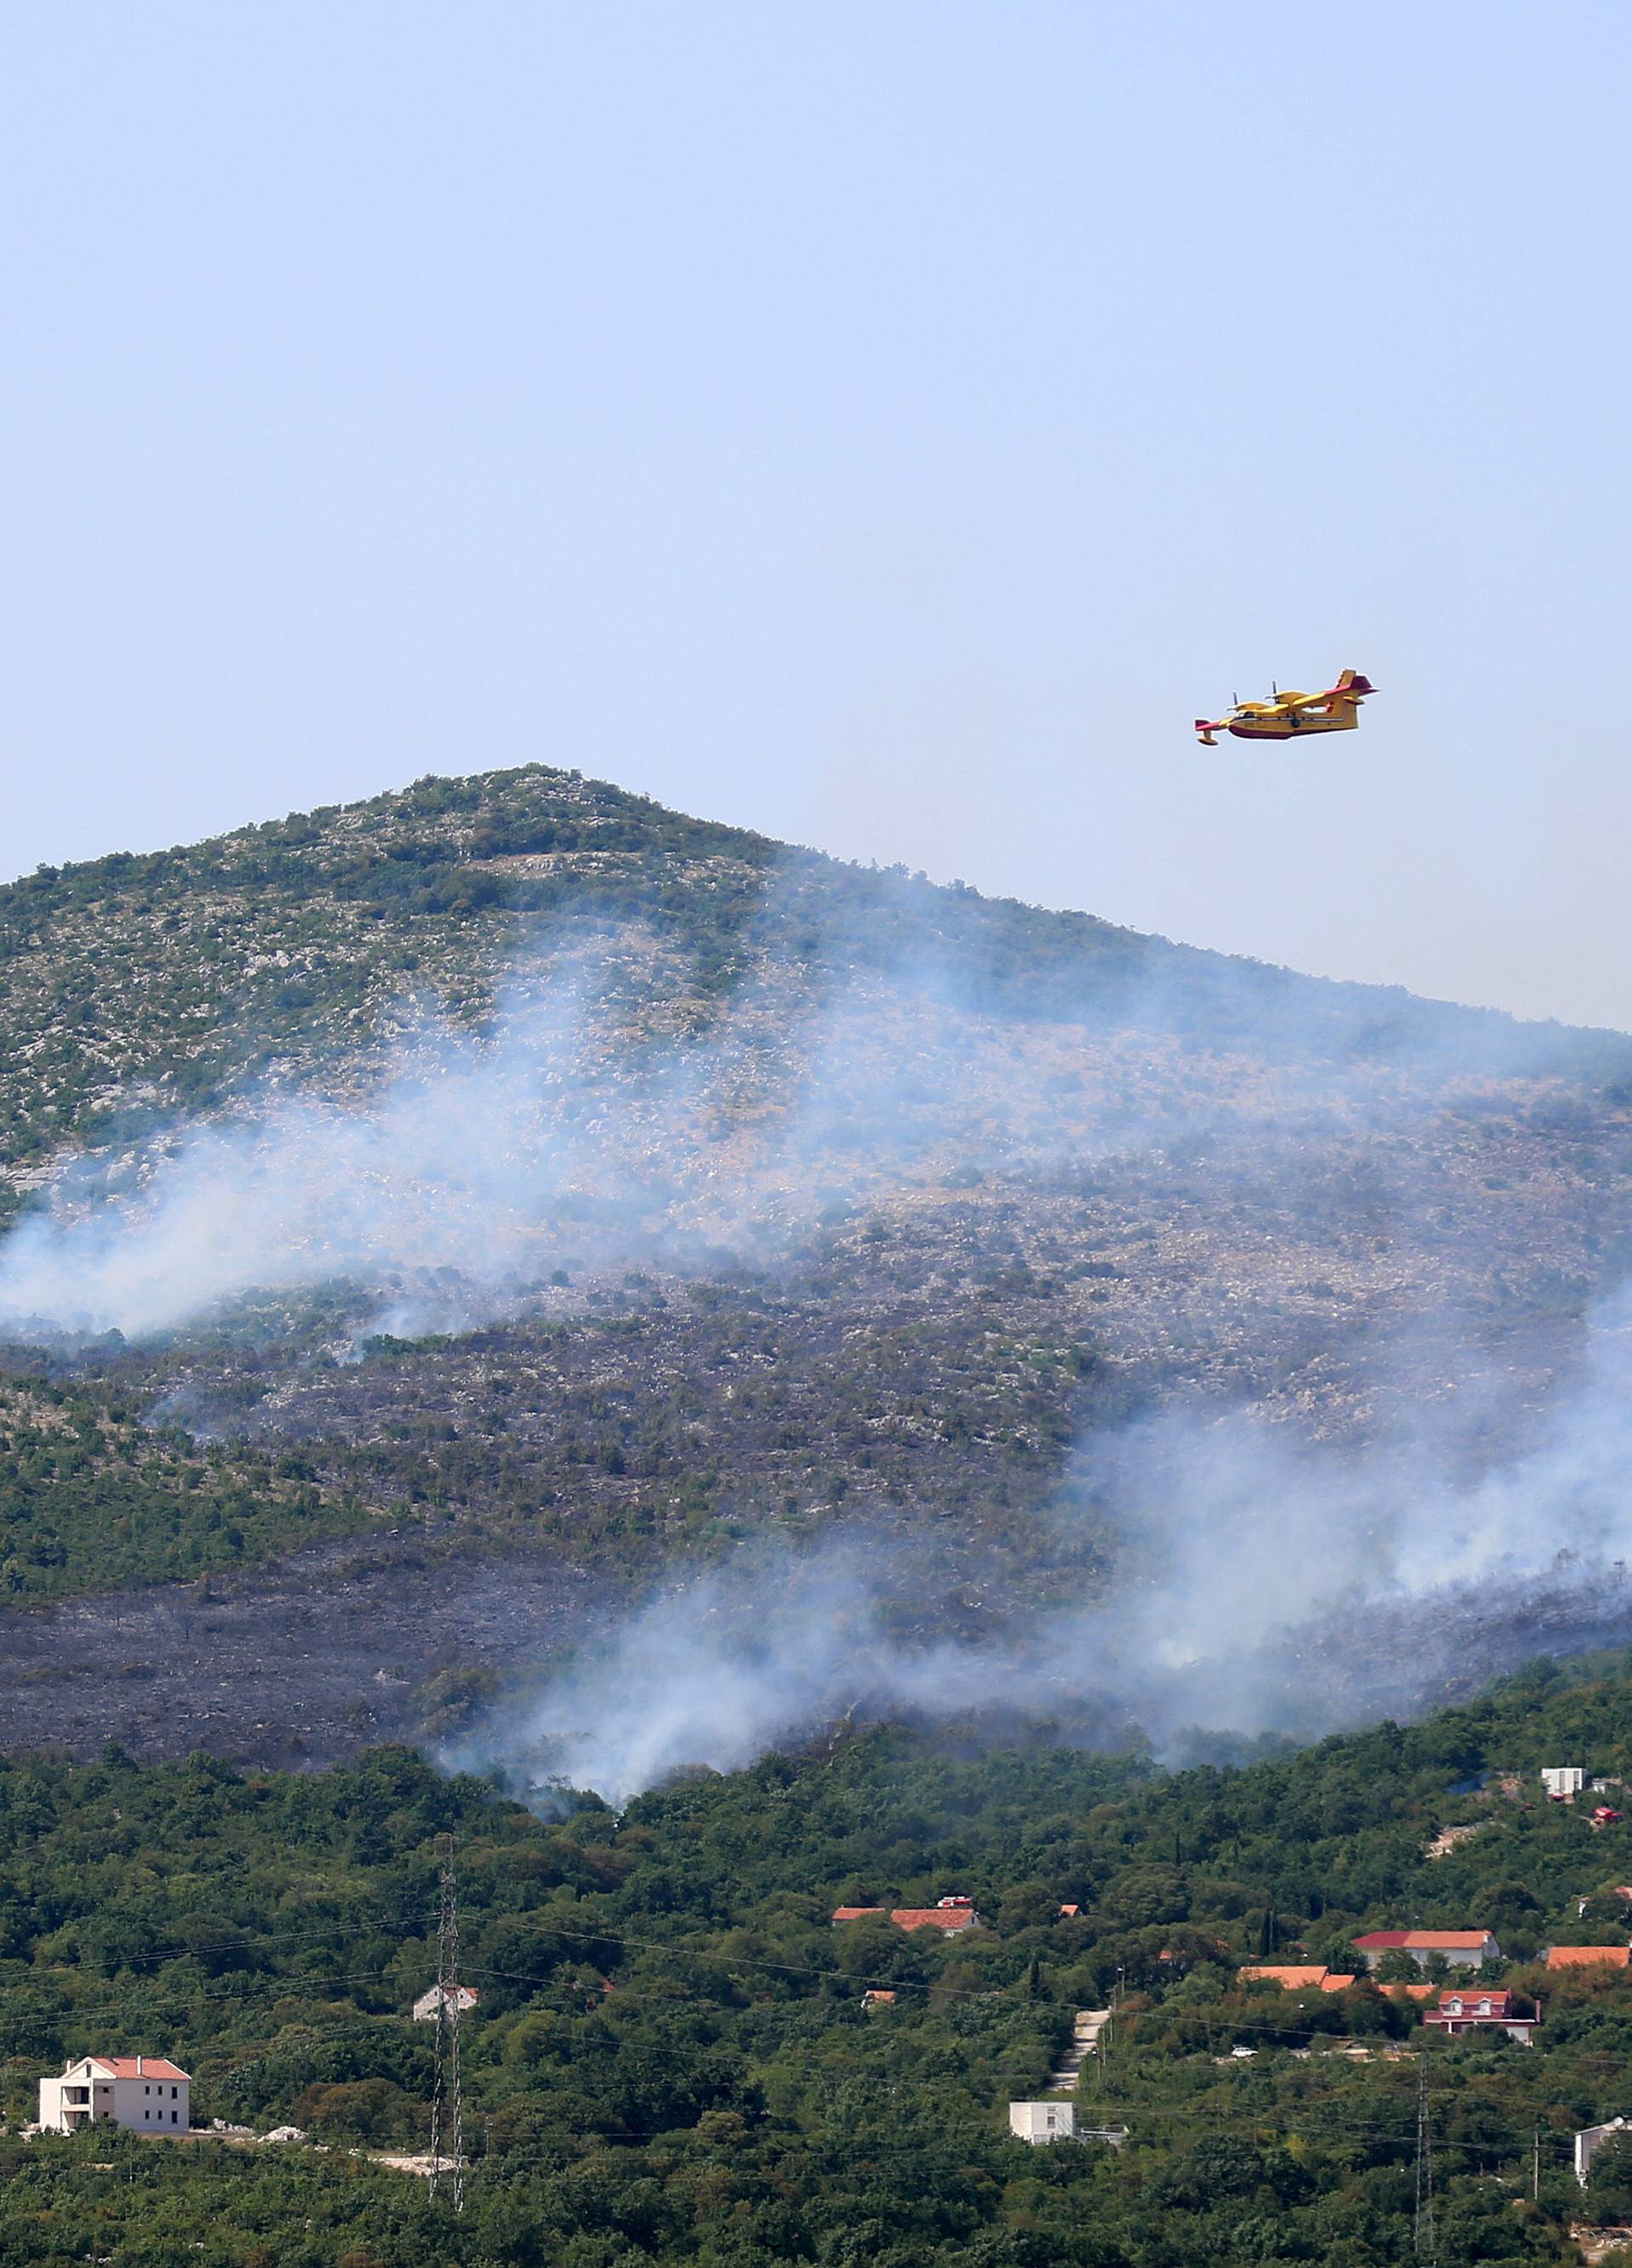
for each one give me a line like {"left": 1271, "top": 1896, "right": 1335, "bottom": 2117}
{"left": 428, "top": 1834, "right": 465, "bottom": 2213}
{"left": 1414, "top": 2056, "right": 1436, "bottom": 2264}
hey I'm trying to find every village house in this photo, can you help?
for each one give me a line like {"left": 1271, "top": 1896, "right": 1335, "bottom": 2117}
{"left": 1577, "top": 2117, "right": 1631, "bottom": 2184}
{"left": 1352, "top": 1929, "right": 1499, "bottom": 1971}
{"left": 1010, "top": 2101, "right": 1075, "bottom": 2144}
{"left": 411, "top": 1983, "right": 479, "bottom": 2021}
{"left": 1421, "top": 1988, "right": 1538, "bottom": 2044}
{"left": 1543, "top": 1766, "right": 1586, "bottom": 1800}
{"left": 38, "top": 2056, "right": 190, "bottom": 2134}
{"left": 831, "top": 1896, "right": 984, "bottom": 1936}
{"left": 1237, "top": 1965, "right": 1357, "bottom": 1993}
{"left": 1575, "top": 1887, "right": 1632, "bottom": 1916}
{"left": 860, "top": 1989, "right": 897, "bottom": 2009}
{"left": 1544, "top": 1946, "right": 1630, "bottom": 1974}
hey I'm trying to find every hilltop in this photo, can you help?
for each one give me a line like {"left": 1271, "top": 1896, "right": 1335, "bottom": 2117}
{"left": 6, "top": 763, "right": 1625, "bottom": 1214}
{"left": 3, "top": 766, "right": 1632, "bottom": 1765}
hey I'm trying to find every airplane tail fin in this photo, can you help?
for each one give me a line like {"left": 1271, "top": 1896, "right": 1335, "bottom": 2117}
{"left": 1331, "top": 670, "right": 1375, "bottom": 697}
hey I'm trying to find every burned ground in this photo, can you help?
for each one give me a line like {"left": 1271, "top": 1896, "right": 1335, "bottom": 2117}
{"left": 3, "top": 766, "right": 1632, "bottom": 1762}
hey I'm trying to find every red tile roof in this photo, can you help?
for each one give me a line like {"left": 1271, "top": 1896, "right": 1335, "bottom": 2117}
{"left": 1432, "top": 1989, "right": 1522, "bottom": 2016}
{"left": 1237, "top": 1965, "right": 1360, "bottom": 1993}
{"left": 1354, "top": 1929, "right": 1493, "bottom": 1950}
{"left": 833, "top": 1902, "right": 982, "bottom": 1933}
{"left": 1546, "top": 1945, "right": 1631, "bottom": 1970}
{"left": 890, "top": 1906, "right": 981, "bottom": 1932}
{"left": 84, "top": 2057, "right": 190, "bottom": 2081}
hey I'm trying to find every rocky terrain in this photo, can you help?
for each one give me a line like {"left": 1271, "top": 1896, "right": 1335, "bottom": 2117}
{"left": 4, "top": 763, "right": 1632, "bottom": 1764}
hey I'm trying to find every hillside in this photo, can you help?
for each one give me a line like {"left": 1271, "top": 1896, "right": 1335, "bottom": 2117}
{"left": 11, "top": 1659, "right": 1632, "bottom": 2264}
{"left": 3, "top": 766, "right": 1632, "bottom": 1764}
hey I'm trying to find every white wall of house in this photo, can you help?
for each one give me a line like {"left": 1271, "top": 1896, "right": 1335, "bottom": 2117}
{"left": 1578, "top": 2118, "right": 1629, "bottom": 2185}
{"left": 38, "top": 2061, "right": 190, "bottom": 2135}
{"left": 1010, "top": 2101, "right": 1075, "bottom": 2144}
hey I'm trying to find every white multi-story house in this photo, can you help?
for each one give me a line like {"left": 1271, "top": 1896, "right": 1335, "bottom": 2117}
{"left": 1010, "top": 2101, "right": 1075, "bottom": 2144}
{"left": 38, "top": 2055, "right": 190, "bottom": 2134}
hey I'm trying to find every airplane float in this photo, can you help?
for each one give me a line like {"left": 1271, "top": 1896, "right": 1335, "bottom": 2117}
{"left": 1195, "top": 669, "right": 1375, "bottom": 746}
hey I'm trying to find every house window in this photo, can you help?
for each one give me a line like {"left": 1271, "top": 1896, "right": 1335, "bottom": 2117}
{"left": 171, "top": 2110, "right": 178, "bottom": 2123}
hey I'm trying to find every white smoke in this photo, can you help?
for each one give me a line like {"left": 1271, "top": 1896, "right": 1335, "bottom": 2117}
{"left": 0, "top": 942, "right": 982, "bottom": 1342}
{"left": 456, "top": 1289, "right": 1632, "bottom": 1806}
{"left": 4, "top": 910, "right": 1629, "bottom": 1794}
{"left": 0, "top": 923, "right": 1387, "bottom": 1346}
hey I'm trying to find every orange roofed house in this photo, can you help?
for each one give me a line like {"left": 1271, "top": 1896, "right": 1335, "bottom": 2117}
{"left": 832, "top": 1896, "right": 985, "bottom": 1935}
{"left": 1423, "top": 1988, "right": 1538, "bottom": 2044}
{"left": 1237, "top": 1965, "right": 1357, "bottom": 1993}
{"left": 1352, "top": 1930, "right": 1499, "bottom": 1971}
{"left": 1545, "top": 1945, "right": 1631, "bottom": 1972}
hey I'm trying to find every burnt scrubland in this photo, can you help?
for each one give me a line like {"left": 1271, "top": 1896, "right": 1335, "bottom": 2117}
{"left": 9, "top": 1660, "right": 1632, "bottom": 2264}
{"left": 4, "top": 768, "right": 1632, "bottom": 1760}
{"left": 6, "top": 752, "right": 1632, "bottom": 2261}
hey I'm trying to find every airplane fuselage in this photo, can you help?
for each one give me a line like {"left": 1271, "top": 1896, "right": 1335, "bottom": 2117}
{"left": 1225, "top": 709, "right": 1361, "bottom": 740}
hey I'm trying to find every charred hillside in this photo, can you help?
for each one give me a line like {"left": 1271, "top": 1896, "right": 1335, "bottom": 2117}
{"left": 3, "top": 765, "right": 1632, "bottom": 1765}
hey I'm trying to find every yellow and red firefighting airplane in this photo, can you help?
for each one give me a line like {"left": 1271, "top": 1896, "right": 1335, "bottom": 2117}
{"left": 1195, "top": 669, "right": 1375, "bottom": 746}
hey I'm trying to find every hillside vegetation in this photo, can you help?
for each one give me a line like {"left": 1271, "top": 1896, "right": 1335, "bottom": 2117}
{"left": 6, "top": 761, "right": 1628, "bottom": 1216}
{"left": 0, "top": 771, "right": 1629, "bottom": 1688}
{"left": 13, "top": 1658, "right": 1632, "bottom": 2263}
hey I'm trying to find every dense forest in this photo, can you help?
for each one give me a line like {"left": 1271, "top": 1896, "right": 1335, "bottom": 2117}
{"left": 10, "top": 1654, "right": 1632, "bottom": 2263}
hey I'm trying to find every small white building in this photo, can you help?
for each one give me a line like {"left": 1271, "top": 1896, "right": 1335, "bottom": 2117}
{"left": 411, "top": 1984, "right": 479, "bottom": 2022}
{"left": 38, "top": 2055, "right": 190, "bottom": 2135}
{"left": 1010, "top": 2101, "right": 1075, "bottom": 2144}
{"left": 1543, "top": 1767, "right": 1586, "bottom": 1800}
{"left": 1576, "top": 2116, "right": 1630, "bottom": 2185}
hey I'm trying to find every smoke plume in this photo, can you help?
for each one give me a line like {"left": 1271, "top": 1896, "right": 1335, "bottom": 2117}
{"left": 460, "top": 1285, "right": 1632, "bottom": 1806}
{"left": 4, "top": 910, "right": 1629, "bottom": 1797}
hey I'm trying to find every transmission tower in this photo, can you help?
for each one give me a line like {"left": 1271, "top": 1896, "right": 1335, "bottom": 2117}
{"left": 1414, "top": 2055, "right": 1436, "bottom": 2265}
{"left": 428, "top": 1834, "right": 465, "bottom": 2213}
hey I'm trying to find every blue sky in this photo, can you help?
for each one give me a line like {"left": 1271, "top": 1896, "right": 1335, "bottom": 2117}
{"left": 3, "top": 3, "right": 1629, "bottom": 1025}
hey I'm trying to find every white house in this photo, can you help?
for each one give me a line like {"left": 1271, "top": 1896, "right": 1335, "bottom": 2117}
{"left": 38, "top": 2056, "right": 190, "bottom": 2134}
{"left": 1576, "top": 2116, "right": 1630, "bottom": 2185}
{"left": 411, "top": 1984, "right": 479, "bottom": 2022}
{"left": 1010, "top": 2101, "right": 1075, "bottom": 2144}
{"left": 1543, "top": 1767, "right": 1586, "bottom": 1800}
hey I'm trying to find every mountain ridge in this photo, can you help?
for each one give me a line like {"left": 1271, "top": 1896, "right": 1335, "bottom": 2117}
{"left": 4, "top": 762, "right": 1627, "bottom": 1230}
{"left": 3, "top": 765, "right": 1632, "bottom": 1767}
